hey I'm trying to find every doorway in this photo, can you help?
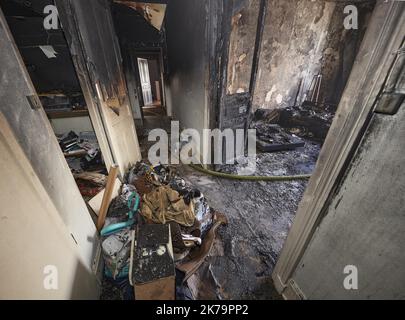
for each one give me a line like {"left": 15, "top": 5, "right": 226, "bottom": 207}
{"left": 0, "top": 0, "right": 111, "bottom": 205}
{"left": 138, "top": 58, "right": 153, "bottom": 106}
{"left": 135, "top": 52, "right": 167, "bottom": 118}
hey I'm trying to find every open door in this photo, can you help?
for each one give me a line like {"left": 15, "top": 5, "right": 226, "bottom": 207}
{"left": 272, "top": 0, "right": 405, "bottom": 298}
{"left": 56, "top": 0, "right": 141, "bottom": 177}
{"left": 138, "top": 58, "right": 153, "bottom": 106}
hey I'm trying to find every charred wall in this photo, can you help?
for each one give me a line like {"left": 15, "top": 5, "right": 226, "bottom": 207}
{"left": 0, "top": 0, "right": 81, "bottom": 93}
{"left": 112, "top": 2, "right": 167, "bottom": 120}
{"left": 226, "top": 0, "right": 260, "bottom": 95}
{"left": 292, "top": 102, "right": 405, "bottom": 299}
{"left": 165, "top": 0, "right": 209, "bottom": 133}
{"left": 112, "top": 2, "right": 165, "bottom": 49}
{"left": 56, "top": 0, "right": 142, "bottom": 175}
{"left": 252, "top": 0, "right": 375, "bottom": 110}
{"left": 320, "top": 1, "right": 375, "bottom": 107}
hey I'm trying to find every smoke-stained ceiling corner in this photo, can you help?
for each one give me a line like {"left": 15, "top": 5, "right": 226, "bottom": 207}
{"left": 0, "top": 0, "right": 81, "bottom": 93}
{"left": 113, "top": 1, "right": 166, "bottom": 31}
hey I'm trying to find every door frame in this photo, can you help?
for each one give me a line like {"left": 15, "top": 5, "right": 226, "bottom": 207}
{"left": 137, "top": 57, "right": 153, "bottom": 106}
{"left": 0, "top": 6, "right": 101, "bottom": 277}
{"left": 56, "top": 0, "right": 142, "bottom": 176}
{"left": 131, "top": 47, "right": 168, "bottom": 116}
{"left": 272, "top": 0, "right": 405, "bottom": 297}
{"left": 216, "top": 0, "right": 267, "bottom": 133}
{"left": 55, "top": 0, "right": 116, "bottom": 170}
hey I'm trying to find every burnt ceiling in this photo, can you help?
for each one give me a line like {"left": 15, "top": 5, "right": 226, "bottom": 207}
{"left": 113, "top": 0, "right": 166, "bottom": 31}
{"left": 112, "top": 1, "right": 165, "bottom": 48}
{"left": 0, "top": 0, "right": 81, "bottom": 93}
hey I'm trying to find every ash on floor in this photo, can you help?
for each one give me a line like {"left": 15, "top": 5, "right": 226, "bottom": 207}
{"left": 101, "top": 112, "right": 323, "bottom": 300}
{"left": 176, "top": 123, "right": 322, "bottom": 299}
{"left": 176, "top": 154, "right": 317, "bottom": 299}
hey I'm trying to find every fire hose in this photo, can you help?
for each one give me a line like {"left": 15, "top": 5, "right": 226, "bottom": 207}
{"left": 188, "top": 164, "right": 311, "bottom": 181}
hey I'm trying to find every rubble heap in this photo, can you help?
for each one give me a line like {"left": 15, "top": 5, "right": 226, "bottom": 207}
{"left": 100, "top": 162, "right": 227, "bottom": 300}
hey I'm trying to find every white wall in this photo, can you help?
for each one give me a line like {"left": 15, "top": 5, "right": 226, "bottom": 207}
{"left": 49, "top": 116, "right": 94, "bottom": 135}
{"left": 0, "top": 9, "right": 99, "bottom": 273}
{"left": 0, "top": 114, "right": 99, "bottom": 299}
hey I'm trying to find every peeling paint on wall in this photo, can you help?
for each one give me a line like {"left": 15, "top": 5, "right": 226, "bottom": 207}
{"left": 226, "top": 0, "right": 260, "bottom": 95}
{"left": 252, "top": 0, "right": 375, "bottom": 110}
{"left": 253, "top": 0, "right": 335, "bottom": 109}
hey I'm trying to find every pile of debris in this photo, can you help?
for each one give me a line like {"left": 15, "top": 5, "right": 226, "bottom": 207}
{"left": 99, "top": 162, "right": 227, "bottom": 300}
{"left": 254, "top": 123, "right": 305, "bottom": 152}
{"left": 57, "top": 130, "right": 106, "bottom": 198}
{"left": 252, "top": 103, "right": 334, "bottom": 145}
{"left": 73, "top": 171, "right": 107, "bottom": 198}
{"left": 58, "top": 130, "right": 104, "bottom": 170}
{"left": 278, "top": 104, "right": 334, "bottom": 142}
{"left": 218, "top": 105, "right": 327, "bottom": 176}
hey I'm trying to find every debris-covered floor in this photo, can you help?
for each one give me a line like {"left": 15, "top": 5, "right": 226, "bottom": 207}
{"left": 99, "top": 103, "right": 332, "bottom": 300}
{"left": 174, "top": 143, "right": 320, "bottom": 299}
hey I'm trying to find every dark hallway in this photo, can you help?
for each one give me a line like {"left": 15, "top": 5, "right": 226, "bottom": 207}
{"left": 0, "top": 0, "right": 404, "bottom": 303}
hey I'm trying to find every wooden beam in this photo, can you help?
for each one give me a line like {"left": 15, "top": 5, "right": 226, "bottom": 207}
{"left": 96, "top": 164, "right": 119, "bottom": 231}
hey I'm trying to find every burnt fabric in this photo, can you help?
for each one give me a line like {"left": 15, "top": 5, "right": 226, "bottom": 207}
{"left": 141, "top": 185, "right": 195, "bottom": 227}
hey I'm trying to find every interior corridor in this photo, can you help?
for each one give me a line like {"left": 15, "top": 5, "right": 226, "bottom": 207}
{"left": 0, "top": 0, "right": 404, "bottom": 301}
